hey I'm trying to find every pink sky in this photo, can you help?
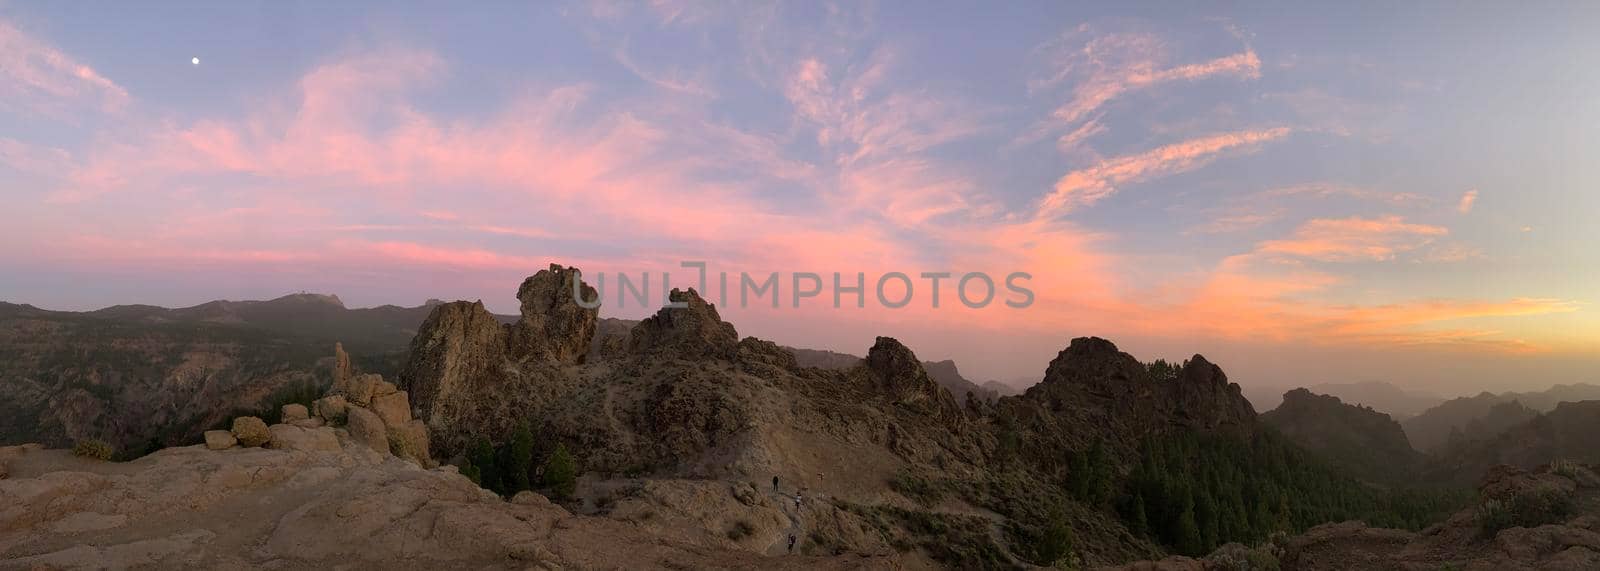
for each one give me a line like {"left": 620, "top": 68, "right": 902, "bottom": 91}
{"left": 2, "top": 3, "right": 1597, "bottom": 395}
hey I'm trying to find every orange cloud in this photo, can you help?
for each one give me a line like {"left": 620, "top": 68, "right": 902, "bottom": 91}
{"left": 1255, "top": 215, "right": 1447, "bottom": 262}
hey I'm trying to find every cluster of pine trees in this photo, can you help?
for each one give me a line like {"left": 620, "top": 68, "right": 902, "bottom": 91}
{"left": 1066, "top": 431, "right": 1464, "bottom": 557}
{"left": 460, "top": 423, "right": 578, "bottom": 500}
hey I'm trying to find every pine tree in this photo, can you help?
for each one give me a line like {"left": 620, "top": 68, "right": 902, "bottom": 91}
{"left": 460, "top": 459, "right": 482, "bottom": 485}
{"left": 470, "top": 437, "right": 499, "bottom": 495}
{"left": 544, "top": 443, "right": 577, "bottom": 500}
{"left": 1129, "top": 493, "right": 1149, "bottom": 538}
{"left": 1175, "top": 498, "right": 1203, "bottom": 557}
{"left": 507, "top": 423, "right": 535, "bottom": 493}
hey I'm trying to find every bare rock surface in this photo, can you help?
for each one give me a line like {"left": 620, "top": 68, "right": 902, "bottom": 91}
{"left": 0, "top": 443, "right": 894, "bottom": 570}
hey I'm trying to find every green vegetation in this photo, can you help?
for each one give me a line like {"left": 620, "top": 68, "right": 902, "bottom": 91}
{"left": 841, "top": 502, "right": 1011, "bottom": 569}
{"left": 72, "top": 439, "right": 114, "bottom": 460}
{"left": 1115, "top": 430, "right": 1468, "bottom": 556}
{"left": 1476, "top": 484, "right": 1573, "bottom": 536}
{"left": 506, "top": 423, "right": 535, "bottom": 494}
{"left": 545, "top": 444, "right": 578, "bottom": 500}
{"left": 1145, "top": 359, "right": 1183, "bottom": 382}
{"left": 1035, "top": 511, "right": 1077, "bottom": 567}
{"left": 726, "top": 519, "right": 755, "bottom": 540}
{"left": 890, "top": 470, "right": 946, "bottom": 507}
{"left": 469, "top": 437, "right": 500, "bottom": 495}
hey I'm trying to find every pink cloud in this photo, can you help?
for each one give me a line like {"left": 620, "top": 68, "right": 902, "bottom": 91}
{"left": 0, "top": 19, "right": 129, "bottom": 116}
{"left": 1038, "top": 127, "right": 1291, "bottom": 218}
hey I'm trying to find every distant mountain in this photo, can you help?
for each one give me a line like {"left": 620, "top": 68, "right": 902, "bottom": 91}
{"left": 0, "top": 295, "right": 516, "bottom": 455}
{"left": 1422, "top": 400, "right": 1600, "bottom": 485}
{"left": 1403, "top": 383, "right": 1600, "bottom": 452}
{"left": 1260, "top": 388, "right": 1424, "bottom": 485}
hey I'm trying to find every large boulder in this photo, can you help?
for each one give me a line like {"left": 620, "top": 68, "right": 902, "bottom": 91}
{"left": 313, "top": 395, "right": 348, "bottom": 422}
{"left": 626, "top": 288, "right": 739, "bottom": 360}
{"left": 387, "top": 420, "right": 434, "bottom": 466}
{"left": 334, "top": 373, "right": 382, "bottom": 406}
{"left": 281, "top": 403, "right": 310, "bottom": 423}
{"left": 346, "top": 407, "right": 391, "bottom": 455}
{"left": 231, "top": 417, "right": 271, "bottom": 447}
{"left": 204, "top": 430, "right": 238, "bottom": 450}
{"left": 369, "top": 391, "right": 412, "bottom": 427}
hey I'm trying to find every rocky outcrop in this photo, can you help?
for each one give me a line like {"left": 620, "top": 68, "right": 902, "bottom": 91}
{"left": 1424, "top": 400, "right": 1600, "bottom": 485}
{"left": 507, "top": 264, "right": 600, "bottom": 364}
{"left": 401, "top": 265, "right": 598, "bottom": 458}
{"left": 1261, "top": 388, "right": 1423, "bottom": 484}
{"left": 626, "top": 288, "right": 739, "bottom": 360}
{"left": 863, "top": 337, "right": 962, "bottom": 422}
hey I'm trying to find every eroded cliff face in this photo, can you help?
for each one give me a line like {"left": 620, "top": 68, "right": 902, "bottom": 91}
{"left": 399, "top": 264, "right": 598, "bottom": 458}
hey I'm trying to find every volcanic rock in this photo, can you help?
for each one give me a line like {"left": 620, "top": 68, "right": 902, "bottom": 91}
{"left": 626, "top": 288, "right": 739, "bottom": 360}
{"left": 281, "top": 403, "right": 310, "bottom": 423}
{"left": 506, "top": 264, "right": 600, "bottom": 364}
{"left": 203, "top": 430, "right": 237, "bottom": 450}
{"left": 345, "top": 407, "right": 390, "bottom": 455}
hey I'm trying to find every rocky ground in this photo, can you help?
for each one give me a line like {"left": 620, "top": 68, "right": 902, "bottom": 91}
{"left": 0, "top": 439, "right": 897, "bottom": 570}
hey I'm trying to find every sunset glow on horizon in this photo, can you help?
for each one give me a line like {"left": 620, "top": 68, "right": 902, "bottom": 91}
{"left": 2, "top": 3, "right": 1597, "bottom": 395}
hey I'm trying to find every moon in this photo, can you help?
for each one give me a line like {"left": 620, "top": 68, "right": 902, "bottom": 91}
{"left": 191, "top": 57, "right": 200, "bottom": 65}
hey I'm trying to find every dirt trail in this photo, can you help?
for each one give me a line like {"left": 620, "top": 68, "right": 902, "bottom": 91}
{"left": 764, "top": 490, "right": 805, "bottom": 556}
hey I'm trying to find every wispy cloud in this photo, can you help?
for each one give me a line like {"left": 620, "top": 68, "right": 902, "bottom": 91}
{"left": 0, "top": 19, "right": 129, "bottom": 116}
{"left": 1257, "top": 215, "right": 1447, "bottom": 262}
{"left": 1038, "top": 127, "right": 1290, "bottom": 219}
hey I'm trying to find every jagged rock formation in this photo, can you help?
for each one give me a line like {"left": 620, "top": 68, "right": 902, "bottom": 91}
{"left": 1261, "top": 388, "right": 1423, "bottom": 484}
{"left": 626, "top": 288, "right": 739, "bottom": 360}
{"left": 997, "top": 338, "right": 1257, "bottom": 467}
{"left": 400, "top": 264, "right": 598, "bottom": 458}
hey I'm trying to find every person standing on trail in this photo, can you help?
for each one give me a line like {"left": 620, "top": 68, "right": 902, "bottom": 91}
{"left": 787, "top": 534, "right": 796, "bottom": 553}
{"left": 795, "top": 491, "right": 802, "bottom": 510}
{"left": 772, "top": 475, "right": 779, "bottom": 493}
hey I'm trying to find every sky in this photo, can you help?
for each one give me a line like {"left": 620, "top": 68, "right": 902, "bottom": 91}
{"left": 2, "top": 1, "right": 1598, "bottom": 396}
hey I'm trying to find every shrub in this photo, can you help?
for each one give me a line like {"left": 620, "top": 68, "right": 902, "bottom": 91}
{"left": 891, "top": 471, "right": 944, "bottom": 506}
{"left": 726, "top": 519, "right": 755, "bottom": 540}
{"left": 1477, "top": 484, "right": 1574, "bottom": 536}
{"left": 1551, "top": 459, "right": 1581, "bottom": 479}
{"left": 72, "top": 439, "right": 114, "bottom": 461}
{"left": 544, "top": 443, "right": 577, "bottom": 500}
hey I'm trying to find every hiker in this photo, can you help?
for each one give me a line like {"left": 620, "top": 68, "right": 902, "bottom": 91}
{"left": 795, "top": 491, "right": 802, "bottom": 510}
{"left": 787, "top": 534, "right": 796, "bottom": 553}
{"left": 772, "top": 475, "right": 779, "bottom": 493}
